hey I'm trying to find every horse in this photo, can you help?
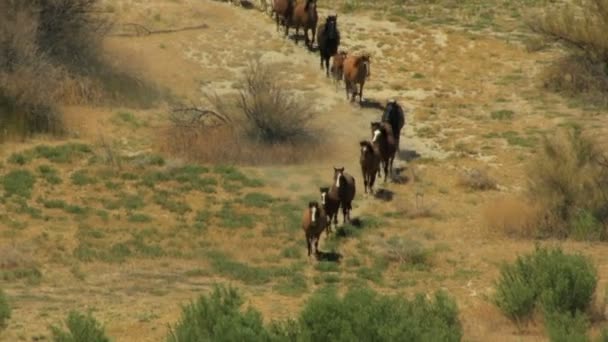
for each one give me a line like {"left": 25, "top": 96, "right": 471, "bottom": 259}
{"left": 371, "top": 121, "right": 397, "bottom": 182}
{"left": 359, "top": 140, "right": 381, "bottom": 194}
{"left": 330, "top": 50, "right": 348, "bottom": 89}
{"left": 271, "top": 0, "right": 295, "bottom": 36}
{"left": 382, "top": 99, "right": 405, "bottom": 150}
{"left": 302, "top": 201, "right": 327, "bottom": 257}
{"left": 343, "top": 53, "right": 371, "bottom": 104}
{"left": 290, "top": 0, "right": 318, "bottom": 49}
{"left": 333, "top": 167, "right": 356, "bottom": 224}
{"left": 316, "top": 14, "right": 340, "bottom": 77}
{"left": 320, "top": 186, "right": 340, "bottom": 236}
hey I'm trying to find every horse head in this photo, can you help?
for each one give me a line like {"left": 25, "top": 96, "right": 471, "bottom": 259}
{"left": 325, "top": 15, "right": 338, "bottom": 39}
{"left": 333, "top": 166, "right": 345, "bottom": 188}
{"left": 305, "top": 0, "right": 317, "bottom": 12}
{"left": 359, "top": 140, "right": 373, "bottom": 155}
{"left": 308, "top": 200, "right": 320, "bottom": 223}
{"left": 370, "top": 121, "right": 382, "bottom": 141}
{"left": 361, "top": 53, "right": 371, "bottom": 78}
{"left": 319, "top": 187, "right": 329, "bottom": 206}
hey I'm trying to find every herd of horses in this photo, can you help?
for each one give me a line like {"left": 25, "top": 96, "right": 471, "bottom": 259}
{"left": 223, "top": 0, "right": 408, "bottom": 258}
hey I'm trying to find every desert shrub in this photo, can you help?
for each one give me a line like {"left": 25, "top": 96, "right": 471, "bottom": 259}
{"left": 50, "top": 311, "right": 110, "bottom": 342}
{"left": 527, "top": 129, "right": 608, "bottom": 239}
{"left": 298, "top": 287, "right": 462, "bottom": 342}
{"left": 0, "top": 289, "right": 10, "bottom": 329}
{"left": 2, "top": 169, "right": 36, "bottom": 198}
{"left": 494, "top": 246, "right": 597, "bottom": 322}
{"left": 167, "top": 284, "right": 462, "bottom": 342}
{"left": 166, "top": 285, "right": 271, "bottom": 342}
{"left": 527, "top": 0, "right": 608, "bottom": 106}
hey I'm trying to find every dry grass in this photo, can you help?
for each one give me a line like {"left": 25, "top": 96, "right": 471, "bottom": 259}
{"left": 458, "top": 168, "right": 498, "bottom": 191}
{"left": 160, "top": 125, "right": 325, "bottom": 165}
{"left": 482, "top": 196, "right": 540, "bottom": 238}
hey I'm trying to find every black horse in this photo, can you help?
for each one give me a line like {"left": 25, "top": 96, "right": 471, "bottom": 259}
{"left": 316, "top": 15, "right": 340, "bottom": 77}
{"left": 381, "top": 100, "right": 405, "bottom": 148}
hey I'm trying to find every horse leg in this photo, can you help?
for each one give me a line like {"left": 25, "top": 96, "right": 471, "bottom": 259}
{"left": 384, "top": 158, "right": 389, "bottom": 183}
{"left": 325, "top": 56, "right": 330, "bottom": 77}
{"left": 314, "top": 235, "right": 319, "bottom": 255}
{"left": 359, "top": 81, "right": 365, "bottom": 104}
{"left": 370, "top": 170, "right": 377, "bottom": 195}
{"left": 306, "top": 235, "right": 311, "bottom": 257}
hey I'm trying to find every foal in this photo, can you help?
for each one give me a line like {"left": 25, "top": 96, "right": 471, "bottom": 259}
{"left": 302, "top": 201, "right": 327, "bottom": 257}
{"left": 359, "top": 140, "right": 381, "bottom": 194}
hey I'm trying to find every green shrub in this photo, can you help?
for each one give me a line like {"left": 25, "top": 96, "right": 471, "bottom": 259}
{"left": 2, "top": 169, "right": 36, "bottom": 198}
{"left": 544, "top": 311, "right": 589, "bottom": 342}
{"left": 50, "top": 311, "right": 110, "bottom": 342}
{"left": 495, "top": 246, "right": 597, "bottom": 322}
{"left": 167, "top": 285, "right": 271, "bottom": 342}
{"left": 0, "top": 289, "right": 10, "bottom": 329}
{"left": 298, "top": 287, "right": 462, "bottom": 342}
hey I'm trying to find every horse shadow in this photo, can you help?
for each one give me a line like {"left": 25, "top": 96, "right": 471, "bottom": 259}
{"left": 399, "top": 149, "right": 421, "bottom": 162}
{"left": 316, "top": 250, "right": 343, "bottom": 262}
{"left": 287, "top": 34, "right": 318, "bottom": 52}
{"left": 236, "top": 0, "right": 255, "bottom": 9}
{"left": 374, "top": 188, "right": 394, "bottom": 201}
{"left": 359, "top": 98, "right": 385, "bottom": 110}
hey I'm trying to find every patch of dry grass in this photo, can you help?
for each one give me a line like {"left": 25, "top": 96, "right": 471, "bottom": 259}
{"left": 482, "top": 196, "right": 540, "bottom": 238}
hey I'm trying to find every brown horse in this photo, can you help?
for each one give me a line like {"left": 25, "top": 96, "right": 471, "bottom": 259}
{"left": 271, "top": 0, "right": 295, "bottom": 36}
{"left": 316, "top": 14, "right": 340, "bottom": 77}
{"left": 289, "top": 0, "right": 318, "bottom": 49}
{"left": 330, "top": 50, "right": 347, "bottom": 89}
{"left": 359, "top": 140, "right": 381, "bottom": 194}
{"left": 371, "top": 122, "right": 397, "bottom": 182}
{"left": 333, "top": 167, "right": 356, "bottom": 223}
{"left": 320, "top": 186, "right": 340, "bottom": 236}
{"left": 343, "top": 53, "right": 371, "bottom": 104}
{"left": 302, "top": 201, "right": 327, "bottom": 257}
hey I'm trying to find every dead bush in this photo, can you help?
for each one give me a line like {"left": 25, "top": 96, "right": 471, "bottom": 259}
{"left": 527, "top": 0, "right": 608, "bottom": 106}
{"left": 458, "top": 168, "right": 497, "bottom": 191}
{"left": 483, "top": 196, "right": 540, "bottom": 238}
{"left": 237, "top": 59, "right": 316, "bottom": 144}
{"left": 527, "top": 129, "right": 608, "bottom": 240}
{"left": 162, "top": 59, "right": 324, "bottom": 165}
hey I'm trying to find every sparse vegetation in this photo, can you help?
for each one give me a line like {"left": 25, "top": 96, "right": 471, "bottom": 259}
{"left": 2, "top": 169, "right": 36, "bottom": 198}
{"left": 50, "top": 311, "right": 110, "bottom": 342}
{"left": 458, "top": 168, "right": 497, "bottom": 191}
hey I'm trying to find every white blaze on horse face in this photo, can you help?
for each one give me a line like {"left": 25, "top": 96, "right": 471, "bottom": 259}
{"left": 321, "top": 192, "right": 326, "bottom": 206}
{"left": 373, "top": 129, "right": 381, "bottom": 142}
{"left": 335, "top": 174, "right": 341, "bottom": 187}
{"left": 311, "top": 206, "right": 317, "bottom": 223}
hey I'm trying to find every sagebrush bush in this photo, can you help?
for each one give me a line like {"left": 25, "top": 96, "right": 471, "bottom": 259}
{"left": 527, "top": 129, "right": 608, "bottom": 240}
{"left": 528, "top": 0, "right": 608, "bottom": 105}
{"left": 167, "top": 285, "right": 272, "bottom": 342}
{"left": 0, "top": 289, "right": 10, "bottom": 329}
{"left": 50, "top": 311, "right": 110, "bottom": 342}
{"left": 544, "top": 311, "right": 590, "bottom": 342}
{"left": 167, "top": 284, "right": 463, "bottom": 342}
{"left": 494, "top": 246, "right": 597, "bottom": 322}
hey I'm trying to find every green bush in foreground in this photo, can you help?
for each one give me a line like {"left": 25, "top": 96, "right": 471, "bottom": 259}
{"left": 50, "top": 311, "right": 110, "bottom": 342}
{"left": 167, "top": 284, "right": 462, "bottom": 342}
{"left": 494, "top": 246, "right": 597, "bottom": 322}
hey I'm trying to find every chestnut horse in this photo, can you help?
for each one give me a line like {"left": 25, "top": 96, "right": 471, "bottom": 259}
{"left": 330, "top": 50, "right": 348, "bottom": 89}
{"left": 289, "top": 0, "right": 318, "bottom": 49}
{"left": 271, "top": 0, "right": 295, "bottom": 36}
{"left": 343, "top": 53, "right": 371, "bottom": 103}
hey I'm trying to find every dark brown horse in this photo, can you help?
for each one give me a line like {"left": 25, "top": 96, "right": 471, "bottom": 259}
{"left": 333, "top": 167, "right": 356, "bottom": 223}
{"left": 320, "top": 186, "right": 340, "bottom": 236}
{"left": 316, "top": 14, "right": 340, "bottom": 77}
{"left": 382, "top": 99, "right": 405, "bottom": 150}
{"left": 302, "top": 200, "right": 327, "bottom": 257}
{"left": 271, "top": 0, "right": 295, "bottom": 36}
{"left": 343, "top": 53, "right": 371, "bottom": 103}
{"left": 359, "top": 140, "right": 381, "bottom": 194}
{"left": 371, "top": 122, "right": 397, "bottom": 182}
{"left": 289, "top": 0, "right": 317, "bottom": 49}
